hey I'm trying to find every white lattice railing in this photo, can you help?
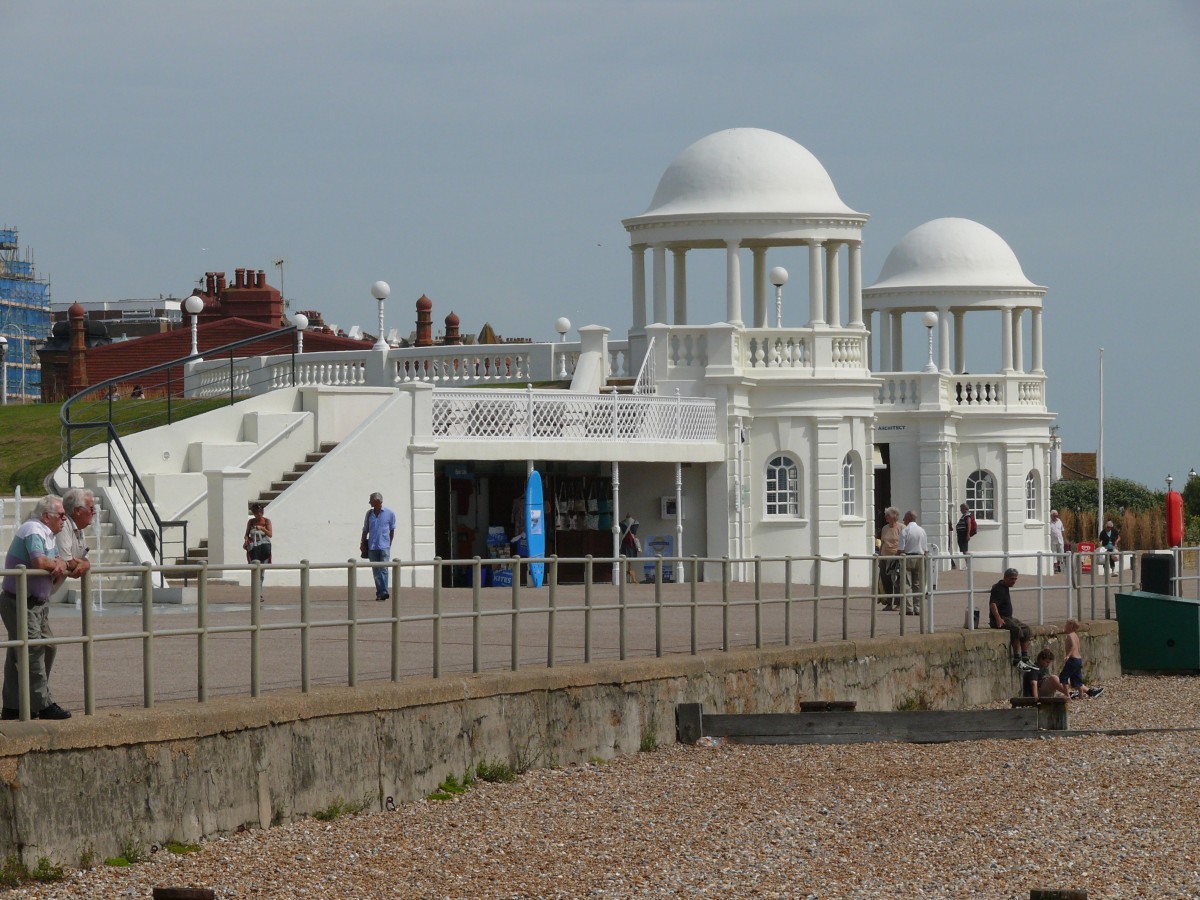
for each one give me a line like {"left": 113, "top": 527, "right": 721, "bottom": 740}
{"left": 432, "top": 387, "right": 717, "bottom": 442}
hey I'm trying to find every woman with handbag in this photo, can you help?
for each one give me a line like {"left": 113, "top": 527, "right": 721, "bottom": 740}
{"left": 244, "top": 502, "right": 273, "bottom": 596}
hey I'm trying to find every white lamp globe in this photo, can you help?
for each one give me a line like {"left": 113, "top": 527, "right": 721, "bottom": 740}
{"left": 370, "top": 281, "right": 390, "bottom": 301}
{"left": 293, "top": 313, "right": 309, "bottom": 331}
{"left": 922, "top": 311, "right": 939, "bottom": 328}
{"left": 769, "top": 266, "right": 789, "bottom": 287}
{"left": 554, "top": 317, "right": 571, "bottom": 338}
{"left": 184, "top": 294, "right": 205, "bottom": 315}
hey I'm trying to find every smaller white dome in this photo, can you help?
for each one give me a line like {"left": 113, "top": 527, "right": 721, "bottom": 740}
{"left": 870, "top": 218, "right": 1038, "bottom": 290}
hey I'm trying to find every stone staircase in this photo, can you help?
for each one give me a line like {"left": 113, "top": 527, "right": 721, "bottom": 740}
{"left": 176, "top": 442, "right": 338, "bottom": 565}
{"left": 253, "top": 441, "right": 338, "bottom": 506}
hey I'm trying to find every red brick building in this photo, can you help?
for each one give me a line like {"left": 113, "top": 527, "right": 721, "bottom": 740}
{"left": 39, "top": 268, "right": 371, "bottom": 401}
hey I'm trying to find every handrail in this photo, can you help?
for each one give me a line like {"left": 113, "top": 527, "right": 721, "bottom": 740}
{"left": 58, "top": 324, "right": 299, "bottom": 565}
{"left": 59, "top": 323, "right": 301, "bottom": 433}
{"left": 632, "top": 336, "right": 656, "bottom": 395}
{"left": 90, "top": 421, "right": 187, "bottom": 568}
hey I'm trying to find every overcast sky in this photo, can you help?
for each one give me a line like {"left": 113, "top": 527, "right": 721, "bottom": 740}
{"left": 4, "top": 1, "right": 1198, "bottom": 487}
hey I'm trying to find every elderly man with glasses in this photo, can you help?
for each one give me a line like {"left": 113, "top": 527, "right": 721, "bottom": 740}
{"left": 56, "top": 488, "right": 95, "bottom": 581}
{"left": 1, "top": 494, "right": 71, "bottom": 720}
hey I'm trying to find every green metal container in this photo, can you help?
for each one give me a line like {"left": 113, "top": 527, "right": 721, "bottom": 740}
{"left": 1115, "top": 591, "right": 1200, "bottom": 673}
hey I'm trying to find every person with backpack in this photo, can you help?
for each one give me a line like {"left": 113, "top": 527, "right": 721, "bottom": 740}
{"left": 952, "top": 502, "right": 977, "bottom": 569}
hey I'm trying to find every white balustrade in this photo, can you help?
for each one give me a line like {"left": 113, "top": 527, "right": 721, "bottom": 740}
{"left": 875, "top": 373, "right": 1046, "bottom": 412}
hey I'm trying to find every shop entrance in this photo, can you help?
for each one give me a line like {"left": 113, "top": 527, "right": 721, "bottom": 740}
{"left": 434, "top": 461, "right": 615, "bottom": 587}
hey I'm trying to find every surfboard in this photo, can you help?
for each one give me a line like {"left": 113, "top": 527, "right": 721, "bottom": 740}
{"left": 525, "top": 470, "right": 545, "bottom": 587}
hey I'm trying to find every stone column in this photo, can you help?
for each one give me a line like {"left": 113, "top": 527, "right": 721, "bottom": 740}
{"left": 848, "top": 241, "right": 864, "bottom": 327}
{"left": 890, "top": 311, "right": 903, "bottom": 371}
{"left": 865, "top": 311, "right": 875, "bottom": 370}
{"left": 877, "top": 310, "right": 892, "bottom": 371}
{"left": 752, "top": 248, "right": 767, "bottom": 328}
{"left": 631, "top": 245, "right": 647, "bottom": 331}
{"left": 938, "top": 307, "right": 952, "bottom": 375}
{"left": 672, "top": 248, "right": 689, "bottom": 326}
{"left": 1031, "top": 308, "right": 1044, "bottom": 374}
{"left": 1012, "top": 308, "right": 1025, "bottom": 373}
{"left": 825, "top": 242, "right": 841, "bottom": 327}
{"left": 953, "top": 311, "right": 966, "bottom": 373}
{"left": 1001, "top": 307, "right": 1014, "bottom": 373}
{"left": 204, "top": 467, "right": 252, "bottom": 573}
{"left": 725, "top": 240, "right": 743, "bottom": 326}
{"left": 652, "top": 244, "right": 668, "bottom": 325}
{"left": 807, "top": 240, "right": 825, "bottom": 326}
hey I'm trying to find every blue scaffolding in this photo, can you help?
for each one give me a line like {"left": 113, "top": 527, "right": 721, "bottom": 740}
{"left": 0, "top": 226, "right": 51, "bottom": 402}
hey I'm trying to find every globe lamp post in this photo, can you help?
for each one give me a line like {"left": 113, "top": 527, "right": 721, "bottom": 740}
{"left": 184, "top": 294, "right": 205, "bottom": 358}
{"left": 769, "top": 267, "right": 788, "bottom": 328}
{"left": 555, "top": 317, "right": 572, "bottom": 378}
{"left": 371, "top": 281, "right": 390, "bottom": 350}
{"left": 922, "top": 311, "right": 939, "bottom": 374}
{"left": 293, "top": 313, "right": 309, "bottom": 354}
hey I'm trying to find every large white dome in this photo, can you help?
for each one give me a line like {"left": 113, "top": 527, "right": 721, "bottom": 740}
{"left": 870, "top": 217, "right": 1038, "bottom": 290}
{"left": 639, "top": 127, "right": 857, "bottom": 217}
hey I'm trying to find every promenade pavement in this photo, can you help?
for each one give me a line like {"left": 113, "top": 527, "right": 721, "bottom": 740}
{"left": 19, "top": 559, "right": 1150, "bottom": 718}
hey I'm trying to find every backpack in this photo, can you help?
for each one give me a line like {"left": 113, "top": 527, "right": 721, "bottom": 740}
{"left": 968, "top": 515, "right": 977, "bottom": 537}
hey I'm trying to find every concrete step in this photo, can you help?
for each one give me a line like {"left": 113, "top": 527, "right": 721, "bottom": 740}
{"left": 253, "top": 443, "right": 338, "bottom": 508}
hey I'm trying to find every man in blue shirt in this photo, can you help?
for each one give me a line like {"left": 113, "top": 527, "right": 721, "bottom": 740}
{"left": 2, "top": 495, "right": 71, "bottom": 720}
{"left": 362, "top": 492, "right": 396, "bottom": 602}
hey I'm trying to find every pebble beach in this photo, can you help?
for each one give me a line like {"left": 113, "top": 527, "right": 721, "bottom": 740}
{"left": 11, "top": 674, "right": 1200, "bottom": 899}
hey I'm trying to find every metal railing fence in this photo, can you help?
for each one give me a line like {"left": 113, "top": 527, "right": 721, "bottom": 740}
{"left": 0, "top": 546, "right": 1173, "bottom": 722}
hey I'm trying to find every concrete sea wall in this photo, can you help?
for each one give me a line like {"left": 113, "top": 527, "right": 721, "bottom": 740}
{"left": 0, "top": 622, "right": 1119, "bottom": 866}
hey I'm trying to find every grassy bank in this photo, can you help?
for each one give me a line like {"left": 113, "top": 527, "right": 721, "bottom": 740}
{"left": 0, "top": 398, "right": 227, "bottom": 494}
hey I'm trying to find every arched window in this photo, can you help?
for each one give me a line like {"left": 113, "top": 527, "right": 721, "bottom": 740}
{"left": 1025, "top": 470, "right": 1039, "bottom": 520}
{"left": 765, "top": 454, "right": 800, "bottom": 517}
{"left": 966, "top": 470, "right": 997, "bottom": 521}
{"left": 841, "top": 452, "right": 857, "bottom": 517}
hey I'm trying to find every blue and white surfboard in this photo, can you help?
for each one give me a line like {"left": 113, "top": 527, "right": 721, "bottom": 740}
{"left": 525, "top": 470, "right": 545, "bottom": 587}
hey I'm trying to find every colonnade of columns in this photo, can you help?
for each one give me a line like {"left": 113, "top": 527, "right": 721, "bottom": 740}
{"left": 868, "top": 306, "right": 1044, "bottom": 374}
{"left": 630, "top": 240, "right": 864, "bottom": 331}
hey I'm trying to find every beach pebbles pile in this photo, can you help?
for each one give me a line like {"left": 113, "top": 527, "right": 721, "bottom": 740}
{"left": 13, "top": 675, "right": 1200, "bottom": 898}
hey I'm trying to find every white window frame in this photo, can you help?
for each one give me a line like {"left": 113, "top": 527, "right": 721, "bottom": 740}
{"left": 765, "top": 454, "right": 800, "bottom": 518}
{"left": 1025, "top": 470, "right": 1039, "bottom": 521}
{"left": 966, "top": 470, "right": 997, "bottom": 521}
{"left": 841, "top": 452, "right": 857, "bottom": 517}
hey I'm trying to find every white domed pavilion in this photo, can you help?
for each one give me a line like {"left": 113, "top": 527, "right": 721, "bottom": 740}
{"left": 98, "top": 126, "right": 1058, "bottom": 591}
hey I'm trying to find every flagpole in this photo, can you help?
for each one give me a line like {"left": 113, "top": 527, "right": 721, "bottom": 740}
{"left": 1097, "top": 348, "right": 1104, "bottom": 537}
